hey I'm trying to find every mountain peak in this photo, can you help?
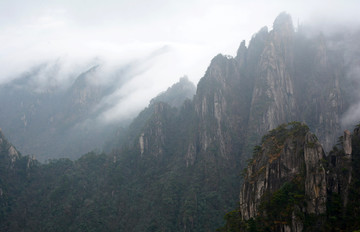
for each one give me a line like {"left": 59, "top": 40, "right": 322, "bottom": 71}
{"left": 236, "top": 40, "right": 247, "bottom": 66}
{"left": 150, "top": 76, "right": 196, "bottom": 108}
{"left": 273, "top": 12, "right": 293, "bottom": 33}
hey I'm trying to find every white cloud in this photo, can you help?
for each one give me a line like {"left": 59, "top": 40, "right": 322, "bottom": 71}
{"left": 1, "top": 0, "right": 360, "bottom": 124}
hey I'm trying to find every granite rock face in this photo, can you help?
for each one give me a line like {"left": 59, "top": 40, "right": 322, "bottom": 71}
{"left": 240, "top": 123, "right": 326, "bottom": 220}
{"left": 115, "top": 13, "right": 358, "bottom": 230}
{"left": 239, "top": 123, "right": 358, "bottom": 231}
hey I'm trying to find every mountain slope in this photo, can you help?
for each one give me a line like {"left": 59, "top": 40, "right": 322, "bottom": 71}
{"left": 219, "top": 122, "right": 360, "bottom": 231}
{"left": 0, "top": 65, "right": 122, "bottom": 160}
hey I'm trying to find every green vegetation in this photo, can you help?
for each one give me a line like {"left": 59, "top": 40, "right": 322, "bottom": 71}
{"left": 0, "top": 124, "right": 241, "bottom": 232}
{"left": 218, "top": 179, "right": 308, "bottom": 232}
{"left": 255, "top": 179, "right": 306, "bottom": 230}
{"left": 219, "top": 123, "right": 360, "bottom": 231}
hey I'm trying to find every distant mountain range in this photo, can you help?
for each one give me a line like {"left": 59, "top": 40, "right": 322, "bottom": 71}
{"left": 0, "top": 60, "right": 196, "bottom": 161}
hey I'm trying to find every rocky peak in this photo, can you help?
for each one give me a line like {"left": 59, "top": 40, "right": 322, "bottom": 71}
{"left": 240, "top": 123, "right": 326, "bottom": 222}
{"left": 71, "top": 65, "right": 99, "bottom": 88}
{"left": 150, "top": 76, "right": 196, "bottom": 108}
{"left": 247, "top": 13, "right": 296, "bottom": 138}
{"left": 271, "top": 12, "right": 294, "bottom": 63}
{"left": 236, "top": 40, "right": 247, "bottom": 67}
{"left": 252, "top": 26, "right": 269, "bottom": 42}
{"left": 273, "top": 12, "right": 294, "bottom": 34}
{"left": 237, "top": 123, "right": 360, "bottom": 231}
{"left": 204, "top": 54, "right": 234, "bottom": 82}
{"left": 194, "top": 52, "right": 245, "bottom": 156}
{"left": 68, "top": 65, "right": 103, "bottom": 107}
{"left": 246, "top": 26, "right": 268, "bottom": 56}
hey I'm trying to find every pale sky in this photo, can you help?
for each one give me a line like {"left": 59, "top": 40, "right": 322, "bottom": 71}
{"left": 1, "top": 0, "right": 359, "bottom": 122}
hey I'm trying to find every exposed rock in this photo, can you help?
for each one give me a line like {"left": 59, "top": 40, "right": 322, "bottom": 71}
{"left": 239, "top": 123, "right": 358, "bottom": 231}
{"left": 8, "top": 145, "right": 19, "bottom": 164}
{"left": 150, "top": 76, "right": 196, "bottom": 108}
{"left": 326, "top": 130, "right": 354, "bottom": 209}
{"left": 303, "top": 132, "right": 327, "bottom": 214}
{"left": 185, "top": 143, "right": 196, "bottom": 167}
{"left": 236, "top": 40, "right": 247, "bottom": 68}
{"left": 136, "top": 102, "right": 172, "bottom": 157}
{"left": 0, "top": 129, "right": 20, "bottom": 165}
{"left": 139, "top": 132, "right": 145, "bottom": 155}
{"left": 248, "top": 12, "right": 295, "bottom": 137}
{"left": 240, "top": 123, "right": 319, "bottom": 223}
{"left": 343, "top": 129, "right": 352, "bottom": 155}
{"left": 273, "top": 12, "right": 294, "bottom": 34}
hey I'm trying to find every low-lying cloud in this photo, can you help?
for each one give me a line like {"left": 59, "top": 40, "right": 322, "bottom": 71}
{"left": 1, "top": 0, "right": 360, "bottom": 127}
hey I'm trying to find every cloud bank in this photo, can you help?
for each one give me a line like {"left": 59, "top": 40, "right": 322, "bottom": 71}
{"left": 1, "top": 0, "right": 360, "bottom": 124}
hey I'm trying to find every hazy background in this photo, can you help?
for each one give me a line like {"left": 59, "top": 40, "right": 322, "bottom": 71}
{"left": 1, "top": 0, "right": 360, "bottom": 123}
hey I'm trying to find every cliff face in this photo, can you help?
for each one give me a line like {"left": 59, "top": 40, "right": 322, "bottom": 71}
{"left": 248, "top": 13, "right": 296, "bottom": 136}
{"left": 239, "top": 123, "right": 326, "bottom": 230}
{"left": 114, "top": 12, "right": 357, "bottom": 230}
{"left": 194, "top": 54, "right": 249, "bottom": 159}
{"left": 245, "top": 12, "right": 346, "bottom": 152}
{"left": 184, "top": 12, "right": 350, "bottom": 167}
{"left": 237, "top": 123, "right": 359, "bottom": 231}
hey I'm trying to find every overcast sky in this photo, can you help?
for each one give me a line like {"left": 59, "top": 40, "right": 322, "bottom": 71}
{"left": 1, "top": 0, "right": 359, "bottom": 121}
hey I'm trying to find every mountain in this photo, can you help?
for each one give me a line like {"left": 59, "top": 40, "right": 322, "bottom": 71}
{"left": 150, "top": 76, "right": 196, "bottom": 108}
{"left": 0, "top": 12, "right": 360, "bottom": 231}
{"left": 219, "top": 122, "right": 360, "bottom": 231}
{"left": 0, "top": 65, "right": 196, "bottom": 161}
{"left": 0, "top": 64, "right": 124, "bottom": 161}
{"left": 103, "top": 76, "right": 196, "bottom": 153}
{"left": 0, "top": 128, "right": 37, "bottom": 228}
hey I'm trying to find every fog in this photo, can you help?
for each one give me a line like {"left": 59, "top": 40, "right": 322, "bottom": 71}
{"left": 341, "top": 31, "right": 360, "bottom": 127}
{"left": 1, "top": 0, "right": 360, "bottom": 124}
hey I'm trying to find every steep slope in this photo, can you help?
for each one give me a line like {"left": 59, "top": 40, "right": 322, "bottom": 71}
{"left": 114, "top": 13, "right": 358, "bottom": 230}
{"left": 0, "top": 65, "right": 119, "bottom": 160}
{"left": 240, "top": 123, "right": 327, "bottom": 231}
{"left": 108, "top": 13, "right": 357, "bottom": 230}
{"left": 150, "top": 76, "right": 196, "bottom": 108}
{"left": 244, "top": 12, "right": 347, "bottom": 152}
{"left": 96, "top": 13, "right": 360, "bottom": 231}
{"left": 220, "top": 122, "right": 360, "bottom": 231}
{"left": 104, "top": 76, "right": 196, "bottom": 152}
